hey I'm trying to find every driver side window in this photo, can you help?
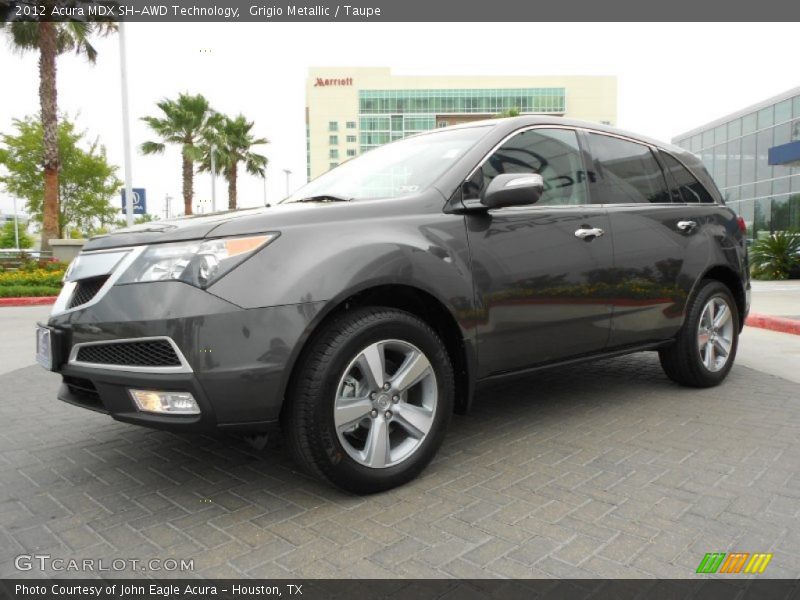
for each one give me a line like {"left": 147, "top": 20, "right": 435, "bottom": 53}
{"left": 464, "top": 128, "right": 588, "bottom": 206}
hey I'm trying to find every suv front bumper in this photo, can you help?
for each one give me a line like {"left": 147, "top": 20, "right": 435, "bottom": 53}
{"left": 46, "top": 280, "right": 324, "bottom": 433}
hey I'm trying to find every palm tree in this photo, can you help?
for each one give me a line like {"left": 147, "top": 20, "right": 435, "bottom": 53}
{"left": 199, "top": 114, "right": 268, "bottom": 210}
{"left": 2, "top": 16, "right": 115, "bottom": 251}
{"left": 140, "top": 93, "right": 214, "bottom": 216}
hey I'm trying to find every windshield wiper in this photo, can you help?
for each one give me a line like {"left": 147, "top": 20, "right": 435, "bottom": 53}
{"left": 291, "top": 194, "right": 353, "bottom": 203}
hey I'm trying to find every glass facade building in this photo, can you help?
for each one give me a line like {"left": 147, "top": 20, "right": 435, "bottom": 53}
{"left": 358, "top": 88, "right": 566, "bottom": 152}
{"left": 672, "top": 89, "right": 800, "bottom": 239}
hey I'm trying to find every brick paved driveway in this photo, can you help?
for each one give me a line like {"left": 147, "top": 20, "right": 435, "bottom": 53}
{"left": 1, "top": 354, "right": 799, "bottom": 579}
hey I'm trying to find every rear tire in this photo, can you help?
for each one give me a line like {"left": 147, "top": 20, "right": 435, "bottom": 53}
{"left": 659, "top": 279, "right": 739, "bottom": 387}
{"left": 283, "top": 307, "right": 454, "bottom": 494}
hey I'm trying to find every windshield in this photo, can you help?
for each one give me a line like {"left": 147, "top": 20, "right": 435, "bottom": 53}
{"left": 284, "top": 125, "right": 491, "bottom": 202}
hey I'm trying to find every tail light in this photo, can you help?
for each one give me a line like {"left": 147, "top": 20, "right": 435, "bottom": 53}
{"left": 737, "top": 216, "right": 747, "bottom": 234}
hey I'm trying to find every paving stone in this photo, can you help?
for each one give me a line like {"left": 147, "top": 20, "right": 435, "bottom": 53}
{"left": 506, "top": 536, "right": 557, "bottom": 565}
{"left": 414, "top": 538, "right": 474, "bottom": 568}
{"left": 369, "top": 536, "right": 428, "bottom": 568}
{"left": 551, "top": 534, "right": 603, "bottom": 566}
{"left": 228, "top": 536, "right": 295, "bottom": 571}
{"left": 2, "top": 356, "right": 798, "bottom": 577}
{"left": 599, "top": 533, "right": 649, "bottom": 565}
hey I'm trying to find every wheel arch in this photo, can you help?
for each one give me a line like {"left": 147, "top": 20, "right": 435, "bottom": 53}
{"left": 699, "top": 265, "right": 747, "bottom": 332}
{"left": 280, "top": 283, "right": 476, "bottom": 420}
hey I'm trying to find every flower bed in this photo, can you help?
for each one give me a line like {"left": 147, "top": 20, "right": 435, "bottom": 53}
{"left": 0, "top": 261, "right": 66, "bottom": 298}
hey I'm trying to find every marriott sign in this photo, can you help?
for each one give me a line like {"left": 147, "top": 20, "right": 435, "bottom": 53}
{"left": 314, "top": 77, "right": 354, "bottom": 87}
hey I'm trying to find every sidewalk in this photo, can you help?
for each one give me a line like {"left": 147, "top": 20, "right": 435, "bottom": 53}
{"left": 747, "top": 280, "right": 800, "bottom": 335}
{"left": 0, "top": 305, "right": 52, "bottom": 375}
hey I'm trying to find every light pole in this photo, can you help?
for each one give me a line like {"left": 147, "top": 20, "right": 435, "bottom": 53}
{"left": 12, "top": 196, "right": 20, "bottom": 249}
{"left": 282, "top": 168, "right": 292, "bottom": 197}
{"left": 262, "top": 172, "right": 268, "bottom": 206}
{"left": 119, "top": 21, "right": 134, "bottom": 228}
{"left": 164, "top": 194, "right": 173, "bottom": 220}
{"left": 210, "top": 144, "right": 217, "bottom": 212}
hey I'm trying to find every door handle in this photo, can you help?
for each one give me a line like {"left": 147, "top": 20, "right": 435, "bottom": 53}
{"left": 677, "top": 220, "right": 697, "bottom": 231}
{"left": 574, "top": 227, "right": 605, "bottom": 240}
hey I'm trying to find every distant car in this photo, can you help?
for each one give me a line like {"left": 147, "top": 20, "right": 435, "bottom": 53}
{"left": 36, "top": 117, "right": 750, "bottom": 493}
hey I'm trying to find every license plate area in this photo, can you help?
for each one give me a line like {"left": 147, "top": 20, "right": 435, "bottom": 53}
{"left": 36, "top": 326, "right": 54, "bottom": 370}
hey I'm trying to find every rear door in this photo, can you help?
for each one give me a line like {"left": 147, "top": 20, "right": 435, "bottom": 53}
{"left": 464, "top": 126, "right": 614, "bottom": 377}
{"left": 582, "top": 132, "right": 700, "bottom": 347}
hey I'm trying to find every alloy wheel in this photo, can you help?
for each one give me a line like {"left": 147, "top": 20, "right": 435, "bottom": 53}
{"left": 334, "top": 339, "right": 438, "bottom": 468}
{"left": 697, "top": 296, "right": 735, "bottom": 372}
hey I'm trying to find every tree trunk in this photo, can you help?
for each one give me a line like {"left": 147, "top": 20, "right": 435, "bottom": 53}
{"left": 39, "top": 20, "right": 60, "bottom": 252}
{"left": 182, "top": 146, "right": 193, "bottom": 215}
{"left": 228, "top": 163, "right": 237, "bottom": 210}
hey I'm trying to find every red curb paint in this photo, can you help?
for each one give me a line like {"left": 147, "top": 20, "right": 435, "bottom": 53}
{"left": 746, "top": 313, "right": 800, "bottom": 336}
{"left": 0, "top": 296, "right": 57, "bottom": 307}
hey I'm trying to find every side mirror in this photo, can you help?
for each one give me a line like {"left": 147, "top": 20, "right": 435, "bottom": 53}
{"left": 481, "top": 173, "right": 544, "bottom": 209}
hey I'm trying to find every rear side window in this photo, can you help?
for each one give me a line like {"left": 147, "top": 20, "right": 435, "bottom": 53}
{"left": 587, "top": 133, "right": 670, "bottom": 204}
{"left": 660, "top": 152, "right": 716, "bottom": 203}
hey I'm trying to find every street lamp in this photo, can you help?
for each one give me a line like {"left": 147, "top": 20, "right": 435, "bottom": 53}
{"left": 283, "top": 168, "right": 292, "bottom": 197}
{"left": 210, "top": 144, "right": 217, "bottom": 212}
{"left": 12, "top": 196, "right": 20, "bottom": 249}
{"left": 118, "top": 21, "right": 134, "bottom": 228}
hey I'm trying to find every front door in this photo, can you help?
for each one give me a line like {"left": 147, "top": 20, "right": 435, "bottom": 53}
{"left": 463, "top": 127, "right": 614, "bottom": 377}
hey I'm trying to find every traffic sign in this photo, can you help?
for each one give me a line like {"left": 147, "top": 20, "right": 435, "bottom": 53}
{"left": 121, "top": 188, "right": 147, "bottom": 214}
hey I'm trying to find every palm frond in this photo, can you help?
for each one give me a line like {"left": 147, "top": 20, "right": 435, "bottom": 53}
{"left": 140, "top": 141, "right": 166, "bottom": 155}
{"left": 244, "top": 153, "right": 268, "bottom": 177}
{"left": 750, "top": 231, "right": 800, "bottom": 280}
{"left": 4, "top": 20, "right": 117, "bottom": 61}
{"left": 195, "top": 113, "right": 271, "bottom": 181}
{"left": 4, "top": 22, "right": 39, "bottom": 52}
{"left": 183, "top": 145, "right": 204, "bottom": 162}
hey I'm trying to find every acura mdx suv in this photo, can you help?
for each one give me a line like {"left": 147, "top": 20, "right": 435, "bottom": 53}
{"left": 36, "top": 117, "right": 750, "bottom": 493}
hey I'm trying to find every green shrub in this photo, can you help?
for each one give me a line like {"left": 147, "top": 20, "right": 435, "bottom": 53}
{"left": 18, "top": 258, "right": 68, "bottom": 272}
{"left": 750, "top": 231, "right": 800, "bottom": 280}
{"left": 0, "top": 285, "right": 61, "bottom": 298}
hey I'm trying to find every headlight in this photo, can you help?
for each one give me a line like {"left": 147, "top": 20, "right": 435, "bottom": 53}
{"left": 118, "top": 233, "right": 279, "bottom": 289}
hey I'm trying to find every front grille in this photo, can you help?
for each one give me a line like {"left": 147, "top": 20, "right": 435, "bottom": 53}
{"left": 68, "top": 276, "right": 109, "bottom": 308}
{"left": 75, "top": 339, "right": 182, "bottom": 367}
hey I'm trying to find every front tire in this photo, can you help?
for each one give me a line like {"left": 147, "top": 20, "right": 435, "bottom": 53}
{"left": 659, "top": 279, "right": 739, "bottom": 387}
{"left": 283, "top": 307, "right": 454, "bottom": 494}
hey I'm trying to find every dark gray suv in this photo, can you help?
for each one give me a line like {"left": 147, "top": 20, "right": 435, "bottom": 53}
{"left": 36, "top": 117, "right": 750, "bottom": 493}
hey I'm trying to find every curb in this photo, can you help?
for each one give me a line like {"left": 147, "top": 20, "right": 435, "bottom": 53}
{"left": 0, "top": 296, "right": 57, "bottom": 307}
{"left": 746, "top": 313, "right": 800, "bottom": 336}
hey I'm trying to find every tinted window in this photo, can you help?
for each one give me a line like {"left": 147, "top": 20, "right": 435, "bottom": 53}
{"left": 661, "top": 152, "right": 715, "bottom": 204}
{"left": 588, "top": 133, "right": 670, "bottom": 204}
{"left": 464, "top": 128, "right": 588, "bottom": 206}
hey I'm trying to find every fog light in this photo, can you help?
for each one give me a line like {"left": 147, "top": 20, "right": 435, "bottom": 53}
{"left": 129, "top": 389, "right": 200, "bottom": 415}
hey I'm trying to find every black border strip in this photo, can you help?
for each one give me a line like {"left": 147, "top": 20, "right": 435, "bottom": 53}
{"left": 2, "top": 0, "right": 800, "bottom": 22}
{"left": 2, "top": 579, "right": 800, "bottom": 600}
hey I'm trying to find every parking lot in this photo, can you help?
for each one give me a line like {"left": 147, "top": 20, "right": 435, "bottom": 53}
{"left": 1, "top": 305, "right": 799, "bottom": 579}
